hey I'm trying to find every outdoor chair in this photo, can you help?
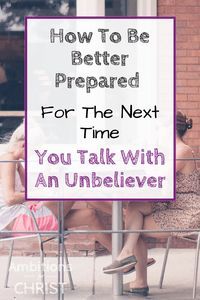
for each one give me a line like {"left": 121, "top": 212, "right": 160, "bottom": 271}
{"left": 0, "top": 203, "right": 74, "bottom": 299}
{"left": 159, "top": 232, "right": 200, "bottom": 299}
{"left": 159, "top": 164, "right": 200, "bottom": 299}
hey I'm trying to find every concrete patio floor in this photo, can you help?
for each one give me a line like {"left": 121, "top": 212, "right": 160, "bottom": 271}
{"left": 0, "top": 248, "right": 199, "bottom": 300}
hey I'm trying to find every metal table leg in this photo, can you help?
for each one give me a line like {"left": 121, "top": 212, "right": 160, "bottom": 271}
{"left": 61, "top": 201, "right": 65, "bottom": 300}
{"left": 58, "top": 202, "right": 61, "bottom": 300}
{"left": 112, "top": 201, "right": 123, "bottom": 296}
{"left": 58, "top": 201, "right": 65, "bottom": 300}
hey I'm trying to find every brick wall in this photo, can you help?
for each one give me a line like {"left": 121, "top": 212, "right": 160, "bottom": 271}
{"left": 158, "top": 0, "right": 200, "bottom": 156}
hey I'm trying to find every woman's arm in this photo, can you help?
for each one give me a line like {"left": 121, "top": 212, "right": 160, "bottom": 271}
{"left": 176, "top": 148, "right": 186, "bottom": 172}
{"left": 18, "top": 161, "right": 25, "bottom": 187}
{"left": 176, "top": 145, "right": 194, "bottom": 172}
{"left": 1, "top": 159, "right": 25, "bottom": 206}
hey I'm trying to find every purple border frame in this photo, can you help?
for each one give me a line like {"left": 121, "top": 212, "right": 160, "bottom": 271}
{"left": 24, "top": 16, "right": 176, "bottom": 202}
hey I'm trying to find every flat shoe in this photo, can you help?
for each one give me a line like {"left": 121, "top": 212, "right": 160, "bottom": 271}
{"left": 123, "top": 257, "right": 156, "bottom": 275}
{"left": 103, "top": 255, "right": 137, "bottom": 274}
{"left": 124, "top": 283, "right": 149, "bottom": 296}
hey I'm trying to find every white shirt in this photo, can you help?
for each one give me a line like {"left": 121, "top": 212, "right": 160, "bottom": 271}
{"left": 0, "top": 170, "right": 26, "bottom": 231}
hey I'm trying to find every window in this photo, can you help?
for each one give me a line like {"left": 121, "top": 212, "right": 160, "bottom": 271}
{"left": 0, "top": 0, "right": 73, "bottom": 136}
{"left": 0, "top": 0, "right": 154, "bottom": 136}
{"left": 105, "top": 0, "right": 137, "bottom": 16}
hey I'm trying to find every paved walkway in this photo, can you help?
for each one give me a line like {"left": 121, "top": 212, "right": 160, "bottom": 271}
{"left": 0, "top": 248, "right": 199, "bottom": 299}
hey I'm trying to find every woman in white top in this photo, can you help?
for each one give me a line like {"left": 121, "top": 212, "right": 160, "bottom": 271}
{"left": 0, "top": 123, "right": 111, "bottom": 252}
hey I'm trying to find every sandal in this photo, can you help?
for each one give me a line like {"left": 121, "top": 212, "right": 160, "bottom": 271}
{"left": 123, "top": 257, "right": 156, "bottom": 275}
{"left": 124, "top": 282, "right": 149, "bottom": 296}
{"left": 103, "top": 255, "right": 137, "bottom": 274}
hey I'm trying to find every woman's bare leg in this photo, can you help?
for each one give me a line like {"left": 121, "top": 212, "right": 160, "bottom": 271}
{"left": 103, "top": 201, "right": 171, "bottom": 288}
{"left": 86, "top": 201, "right": 112, "bottom": 215}
{"left": 117, "top": 202, "right": 152, "bottom": 260}
{"left": 64, "top": 208, "right": 112, "bottom": 252}
{"left": 42, "top": 201, "right": 74, "bottom": 219}
{"left": 126, "top": 237, "right": 148, "bottom": 288}
{"left": 126, "top": 214, "right": 171, "bottom": 288}
{"left": 87, "top": 201, "right": 129, "bottom": 217}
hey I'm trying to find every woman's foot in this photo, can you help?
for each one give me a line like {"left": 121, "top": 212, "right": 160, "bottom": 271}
{"left": 103, "top": 255, "right": 137, "bottom": 274}
{"left": 123, "top": 280, "right": 149, "bottom": 296}
{"left": 123, "top": 257, "right": 156, "bottom": 275}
